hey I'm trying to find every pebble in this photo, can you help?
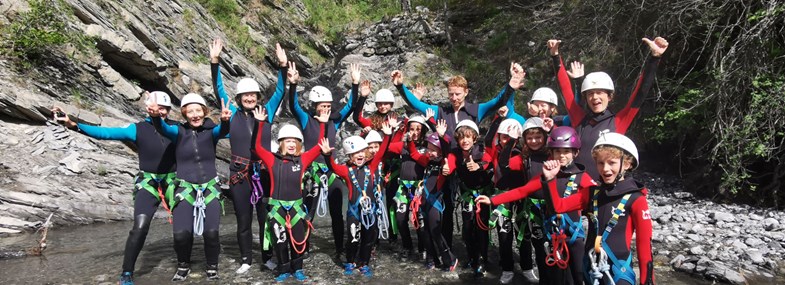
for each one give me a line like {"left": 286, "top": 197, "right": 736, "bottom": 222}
{"left": 745, "top": 237, "right": 765, "bottom": 247}
{"left": 763, "top": 218, "right": 779, "bottom": 231}
{"left": 689, "top": 245, "right": 704, "bottom": 255}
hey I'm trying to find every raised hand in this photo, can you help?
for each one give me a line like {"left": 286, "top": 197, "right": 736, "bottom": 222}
{"left": 319, "top": 137, "right": 334, "bottom": 155}
{"left": 441, "top": 158, "right": 450, "bottom": 176}
{"left": 381, "top": 122, "right": 393, "bottom": 135}
{"left": 362, "top": 126, "right": 372, "bottom": 134}
{"left": 527, "top": 101, "right": 539, "bottom": 117}
{"left": 220, "top": 98, "right": 233, "bottom": 121}
{"left": 547, "top": 39, "right": 561, "bottom": 56}
{"left": 466, "top": 156, "right": 480, "bottom": 172}
{"left": 643, "top": 37, "right": 669, "bottom": 57}
{"left": 386, "top": 112, "right": 399, "bottom": 129}
{"left": 391, "top": 70, "right": 404, "bottom": 85}
{"left": 510, "top": 62, "right": 523, "bottom": 76}
{"left": 425, "top": 108, "right": 435, "bottom": 121}
{"left": 359, "top": 80, "right": 371, "bottom": 97}
{"left": 412, "top": 82, "right": 426, "bottom": 99}
{"left": 507, "top": 124, "right": 521, "bottom": 139}
{"left": 475, "top": 195, "right": 491, "bottom": 205}
{"left": 542, "top": 117, "right": 554, "bottom": 133}
{"left": 497, "top": 105, "right": 509, "bottom": 118}
{"left": 350, "top": 63, "right": 361, "bottom": 84}
{"left": 566, "top": 61, "right": 584, "bottom": 78}
{"left": 144, "top": 91, "right": 160, "bottom": 117}
{"left": 209, "top": 38, "right": 223, "bottom": 64}
{"left": 509, "top": 63, "right": 526, "bottom": 90}
{"left": 436, "top": 119, "right": 447, "bottom": 137}
{"left": 315, "top": 109, "right": 331, "bottom": 123}
{"left": 542, "top": 160, "right": 561, "bottom": 181}
{"left": 252, "top": 106, "right": 268, "bottom": 121}
{"left": 275, "top": 42, "right": 287, "bottom": 67}
{"left": 287, "top": 61, "right": 299, "bottom": 84}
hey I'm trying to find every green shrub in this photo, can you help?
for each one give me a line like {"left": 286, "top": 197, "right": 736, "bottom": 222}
{"left": 3, "top": 0, "right": 74, "bottom": 61}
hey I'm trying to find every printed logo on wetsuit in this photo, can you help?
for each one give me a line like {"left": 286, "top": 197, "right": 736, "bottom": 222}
{"left": 642, "top": 209, "right": 651, "bottom": 220}
{"left": 291, "top": 164, "right": 301, "bottom": 172}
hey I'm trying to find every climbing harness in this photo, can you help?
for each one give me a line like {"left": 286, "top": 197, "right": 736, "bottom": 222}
{"left": 349, "top": 167, "right": 376, "bottom": 230}
{"left": 588, "top": 190, "right": 635, "bottom": 285}
{"left": 545, "top": 217, "right": 570, "bottom": 269}
{"left": 303, "top": 162, "right": 334, "bottom": 218}
{"left": 409, "top": 181, "right": 424, "bottom": 230}
{"left": 249, "top": 163, "right": 265, "bottom": 205}
{"left": 375, "top": 167, "right": 390, "bottom": 239}
{"left": 135, "top": 171, "right": 176, "bottom": 223}
{"left": 544, "top": 174, "right": 585, "bottom": 245}
{"left": 265, "top": 198, "right": 312, "bottom": 254}
{"left": 587, "top": 243, "right": 615, "bottom": 285}
{"left": 175, "top": 178, "right": 222, "bottom": 236}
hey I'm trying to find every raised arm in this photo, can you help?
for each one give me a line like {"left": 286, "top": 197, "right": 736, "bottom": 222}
{"left": 490, "top": 176, "right": 541, "bottom": 206}
{"left": 252, "top": 119, "right": 276, "bottom": 168}
{"left": 548, "top": 40, "right": 585, "bottom": 128}
{"left": 392, "top": 70, "right": 438, "bottom": 119}
{"left": 263, "top": 43, "right": 289, "bottom": 123}
{"left": 504, "top": 96, "right": 527, "bottom": 125}
{"left": 352, "top": 80, "right": 372, "bottom": 128}
{"left": 150, "top": 116, "right": 179, "bottom": 142}
{"left": 478, "top": 62, "right": 525, "bottom": 120}
{"left": 542, "top": 168, "right": 595, "bottom": 214}
{"left": 615, "top": 37, "right": 668, "bottom": 134}
{"left": 407, "top": 141, "right": 430, "bottom": 167}
{"left": 77, "top": 123, "right": 136, "bottom": 142}
{"left": 209, "top": 39, "right": 237, "bottom": 116}
{"left": 334, "top": 83, "right": 358, "bottom": 127}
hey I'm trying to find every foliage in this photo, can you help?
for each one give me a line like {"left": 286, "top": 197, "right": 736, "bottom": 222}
{"left": 195, "top": 0, "right": 265, "bottom": 64}
{"left": 2, "top": 0, "right": 81, "bottom": 62}
{"left": 301, "top": 0, "right": 402, "bottom": 43}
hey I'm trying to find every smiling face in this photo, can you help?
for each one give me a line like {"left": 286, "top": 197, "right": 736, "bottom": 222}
{"left": 157, "top": 106, "right": 170, "bottom": 118}
{"left": 182, "top": 104, "right": 207, "bottom": 128}
{"left": 426, "top": 143, "right": 442, "bottom": 161}
{"left": 524, "top": 129, "right": 545, "bottom": 151}
{"left": 592, "top": 146, "right": 633, "bottom": 184}
{"left": 315, "top": 102, "right": 331, "bottom": 113}
{"left": 238, "top": 93, "right": 258, "bottom": 110}
{"left": 550, "top": 147, "right": 578, "bottom": 167}
{"left": 583, "top": 89, "right": 612, "bottom": 114}
{"left": 367, "top": 142, "right": 380, "bottom": 156}
{"left": 278, "top": 138, "right": 302, "bottom": 156}
{"left": 528, "top": 100, "right": 555, "bottom": 117}
{"left": 350, "top": 150, "right": 367, "bottom": 166}
{"left": 408, "top": 122, "right": 424, "bottom": 141}
{"left": 498, "top": 133, "right": 511, "bottom": 146}
{"left": 376, "top": 102, "right": 393, "bottom": 114}
{"left": 455, "top": 127, "right": 477, "bottom": 152}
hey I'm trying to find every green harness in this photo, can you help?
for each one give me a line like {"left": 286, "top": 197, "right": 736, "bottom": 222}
{"left": 303, "top": 162, "right": 338, "bottom": 189}
{"left": 516, "top": 198, "right": 546, "bottom": 242}
{"left": 174, "top": 178, "right": 223, "bottom": 212}
{"left": 488, "top": 189, "right": 513, "bottom": 229}
{"left": 134, "top": 171, "right": 176, "bottom": 204}
{"left": 263, "top": 198, "right": 307, "bottom": 250}
{"left": 389, "top": 179, "right": 421, "bottom": 234}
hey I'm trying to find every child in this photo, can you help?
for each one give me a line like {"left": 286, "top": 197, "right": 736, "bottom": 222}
{"left": 476, "top": 126, "right": 595, "bottom": 284}
{"left": 543, "top": 132, "right": 654, "bottom": 285}
{"left": 321, "top": 122, "right": 394, "bottom": 277}
{"left": 250, "top": 109, "right": 329, "bottom": 282}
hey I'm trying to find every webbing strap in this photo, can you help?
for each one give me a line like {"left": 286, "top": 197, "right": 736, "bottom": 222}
{"left": 175, "top": 178, "right": 222, "bottom": 214}
{"left": 591, "top": 190, "right": 635, "bottom": 284}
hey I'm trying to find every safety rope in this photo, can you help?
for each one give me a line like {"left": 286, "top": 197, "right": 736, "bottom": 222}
{"left": 286, "top": 213, "right": 313, "bottom": 255}
{"left": 588, "top": 240, "right": 615, "bottom": 285}
{"left": 193, "top": 189, "right": 206, "bottom": 236}
{"left": 316, "top": 174, "right": 330, "bottom": 218}
{"left": 250, "top": 163, "right": 265, "bottom": 205}
{"left": 409, "top": 181, "right": 424, "bottom": 230}
{"left": 376, "top": 184, "right": 390, "bottom": 239}
{"left": 545, "top": 216, "right": 570, "bottom": 269}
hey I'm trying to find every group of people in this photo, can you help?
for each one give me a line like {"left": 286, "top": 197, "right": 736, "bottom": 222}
{"left": 51, "top": 35, "right": 668, "bottom": 284}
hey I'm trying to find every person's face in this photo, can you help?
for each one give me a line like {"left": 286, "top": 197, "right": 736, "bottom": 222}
{"left": 498, "top": 133, "right": 511, "bottom": 145}
{"left": 184, "top": 104, "right": 205, "bottom": 127}
{"left": 447, "top": 86, "right": 468, "bottom": 109}
{"left": 376, "top": 102, "right": 392, "bottom": 114}
{"left": 239, "top": 93, "right": 258, "bottom": 110}
{"left": 367, "top": 142, "right": 380, "bottom": 156}
{"left": 157, "top": 106, "right": 170, "bottom": 118}
{"left": 584, "top": 89, "right": 611, "bottom": 114}
{"left": 550, "top": 148, "right": 577, "bottom": 167}
{"left": 594, "top": 151, "right": 630, "bottom": 184}
{"left": 459, "top": 133, "right": 475, "bottom": 152}
{"left": 350, "top": 151, "right": 367, "bottom": 166}
{"left": 427, "top": 143, "right": 442, "bottom": 161}
{"left": 528, "top": 100, "right": 553, "bottom": 117}
{"left": 524, "top": 130, "right": 545, "bottom": 151}
{"left": 316, "top": 102, "right": 331, "bottom": 113}
{"left": 281, "top": 138, "right": 299, "bottom": 155}
{"left": 409, "top": 122, "right": 424, "bottom": 140}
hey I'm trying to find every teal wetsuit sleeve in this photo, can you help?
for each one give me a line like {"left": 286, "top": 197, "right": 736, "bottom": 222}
{"left": 504, "top": 93, "right": 527, "bottom": 125}
{"left": 152, "top": 117, "right": 179, "bottom": 142}
{"left": 77, "top": 123, "right": 136, "bottom": 142}
{"left": 213, "top": 119, "right": 230, "bottom": 143}
{"left": 396, "top": 84, "right": 438, "bottom": 120}
{"left": 264, "top": 67, "right": 287, "bottom": 123}
{"left": 290, "top": 84, "right": 309, "bottom": 130}
{"left": 334, "top": 84, "right": 358, "bottom": 129}
{"left": 212, "top": 64, "right": 237, "bottom": 115}
{"left": 478, "top": 85, "right": 513, "bottom": 121}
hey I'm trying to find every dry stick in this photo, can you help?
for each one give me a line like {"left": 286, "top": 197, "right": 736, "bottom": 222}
{"left": 28, "top": 213, "right": 53, "bottom": 256}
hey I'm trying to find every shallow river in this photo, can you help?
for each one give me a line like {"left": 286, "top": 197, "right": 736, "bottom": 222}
{"left": 0, "top": 210, "right": 717, "bottom": 285}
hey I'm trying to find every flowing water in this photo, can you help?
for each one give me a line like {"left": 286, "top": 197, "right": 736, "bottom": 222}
{"left": 0, "top": 210, "right": 718, "bottom": 285}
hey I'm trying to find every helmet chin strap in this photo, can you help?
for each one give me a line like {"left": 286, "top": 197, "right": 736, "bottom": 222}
{"left": 612, "top": 153, "right": 626, "bottom": 186}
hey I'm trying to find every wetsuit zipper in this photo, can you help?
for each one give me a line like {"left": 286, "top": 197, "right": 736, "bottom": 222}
{"left": 192, "top": 129, "right": 205, "bottom": 181}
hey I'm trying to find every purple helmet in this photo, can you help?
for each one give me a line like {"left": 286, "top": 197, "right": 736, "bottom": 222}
{"left": 426, "top": 132, "right": 440, "bottom": 147}
{"left": 546, "top": 126, "right": 581, "bottom": 149}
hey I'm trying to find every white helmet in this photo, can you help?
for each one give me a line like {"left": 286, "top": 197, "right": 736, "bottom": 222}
{"left": 309, "top": 86, "right": 333, "bottom": 103}
{"left": 277, "top": 124, "right": 303, "bottom": 141}
{"left": 593, "top": 131, "right": 639, "bottom": 169}
{"left": 455, "top": 120, "right": 479, "bottom": 135}
{"left": 497, "top": 118, "right": 522, "bottom": 139}
{"left": 180, "top": 93, "right": 206, "bottom": 107}
{"left": 236, "top": 78, "right": 261, "bottom": 95}
{"left": 581, "top": 72, "right": 615, "bottom": 93}
{"left": 342, "top": 136, "right": 368, "bottom": 155}
{"left": 530, "top": 87, "right": 558, "bottom": 106}
{"left": 374, "top": 89, "right": 395, "bottom": 103}
{"left": 407, "top": 115, "right": 427, "bottom": 128}
{"left": 365, "top": 130, "right": 383, "bottom": 144}
{"left": 147, "top": 91, "right": 172, "bottom": 107}
{"left": 522, "top": 117, "right": 546, "bottom": 133}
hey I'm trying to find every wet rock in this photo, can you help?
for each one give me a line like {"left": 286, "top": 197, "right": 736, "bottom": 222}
{"left": 689, "top": 245, "right": 704, "bottom": 255}
{"left": 745, "top": 237, "right": 765, "bottom": 247}
{"left": 746, "top": 250, "right": 765, "bottom": 265}
{"left": 763, "top": 217, "right": 779, "bottom": 231}
{"left": 58, "top": 152, "right": 82, "bottom": 173}
{"left": 705, "top": 264, "right": 746, "bottom": 284}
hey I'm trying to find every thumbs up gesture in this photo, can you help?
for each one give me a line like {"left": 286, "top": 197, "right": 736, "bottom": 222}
{"left": 441, "top": 158, "right": 451, "bottom": 176}
{"left": 466, "top": 156, "right": 480, "bottom": 172}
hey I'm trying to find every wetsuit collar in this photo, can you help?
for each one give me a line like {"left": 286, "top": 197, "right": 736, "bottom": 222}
{"left": 600, "top": 178, "right": 644, "bottom": 197}
{"left": 589, "top": 109, "right": 614, "bottom": 122}
{"left": 185, "top": 118, "right": 217, "bottom": 130}
{"left": 559, "top": 162, "right": 584, "bottom": 175}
